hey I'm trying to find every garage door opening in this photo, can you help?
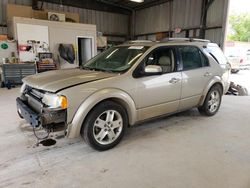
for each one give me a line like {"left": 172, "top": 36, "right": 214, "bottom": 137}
{"left": 77, "top": 37, "right": 94, "bottom": 66}
{"left": 224, "top": 0, "right": 250, "bottom": 95}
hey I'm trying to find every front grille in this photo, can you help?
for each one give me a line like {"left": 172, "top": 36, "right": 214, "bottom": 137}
{"left": 29, "top": 89, "right": 44, "bottom": 100}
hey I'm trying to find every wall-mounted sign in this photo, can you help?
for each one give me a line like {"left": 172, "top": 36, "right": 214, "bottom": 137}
{"left": 1, "top": 43, "right": 8, "bottom": 50}
{"left": 174, "top": 28, "right": 182, "bottom": 34}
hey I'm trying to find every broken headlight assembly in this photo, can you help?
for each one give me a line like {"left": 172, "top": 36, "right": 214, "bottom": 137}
{"left": 42, "top": 93, "right": 68, "bottom": 110}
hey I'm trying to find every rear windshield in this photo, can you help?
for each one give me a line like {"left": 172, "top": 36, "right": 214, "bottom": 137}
{"left": 206, "top": 44, "right": 228, "bottom": 64}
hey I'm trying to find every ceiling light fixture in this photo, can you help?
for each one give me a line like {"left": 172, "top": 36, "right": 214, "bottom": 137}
{"left": 59, "top": 0, "right": 63, "bottom": 8}
{"left": 129, "top": 0, "right": 144, "bottom": 3}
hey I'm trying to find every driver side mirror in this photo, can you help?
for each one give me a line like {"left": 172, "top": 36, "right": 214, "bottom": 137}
{"left": 144, "top": 65, "right": 163, "bottom": 75}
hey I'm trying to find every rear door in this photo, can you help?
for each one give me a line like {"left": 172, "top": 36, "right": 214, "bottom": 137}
{"left": 205, "top": 44, "right": 231, "bottom": 93}
{"left": 177, "top": 45, "right": 213, "bottom": 110}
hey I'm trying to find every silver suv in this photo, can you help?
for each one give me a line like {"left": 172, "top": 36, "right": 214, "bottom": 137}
{"left": 17, "top": 38, "right": 231, "bottom": 150}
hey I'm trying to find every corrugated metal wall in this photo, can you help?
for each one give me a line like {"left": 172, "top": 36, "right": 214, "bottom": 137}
{"left": 135, "top": 2, "right": 171, "bottom": 35}
{"left": 0, "top": 0, "right": 228, "bottom": 45}
{"left": 0, "top": 0, "right": 129, "bottom": 38}
{"left": 206, "top": 0, "right": 224, "bottom": 27}
{"left": 205, "top": 0, "right": 228, "bottom": 46}
{"left": 134, "top": 0, "right": 228, "bottom": 47}
{"left": 205, "top": 28, "right": 222, "bottom": 45}
{"left": 135, "top": 0, "right": 202, "bottom": 36}
{"left": 172, "top": 0, "right": 202, "bottom": 29}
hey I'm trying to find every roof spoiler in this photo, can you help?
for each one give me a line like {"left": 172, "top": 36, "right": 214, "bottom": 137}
{"left": 161, "top": 38, "right": 210, "bottom": 43}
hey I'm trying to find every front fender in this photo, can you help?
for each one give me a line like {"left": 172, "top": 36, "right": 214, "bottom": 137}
{"left": 199, "top": 76, "right": 224, "bottom": 106}
{"left": 66, "top": 88, "right": 137, "bottom": 138}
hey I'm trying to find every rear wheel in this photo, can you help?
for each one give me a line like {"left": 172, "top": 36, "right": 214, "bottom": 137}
{"left": 81, "top": 101, "right": 127, "bottom": 151}
{"left": 198, "top": 85, "right": 222, "bottom": 116}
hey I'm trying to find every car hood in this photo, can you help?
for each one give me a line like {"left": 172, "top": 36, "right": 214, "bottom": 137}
{"left": 23, "top": 68, "right": 116, "bottom": 93}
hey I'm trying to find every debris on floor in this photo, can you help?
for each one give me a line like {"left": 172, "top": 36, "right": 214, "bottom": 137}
{"left": 226, "top": 82, "right": 248, "bottom": 96}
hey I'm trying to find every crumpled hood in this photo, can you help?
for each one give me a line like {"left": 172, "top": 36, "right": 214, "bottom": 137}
{"left": 23, "top": 68, "right": 115, "bottom": 93}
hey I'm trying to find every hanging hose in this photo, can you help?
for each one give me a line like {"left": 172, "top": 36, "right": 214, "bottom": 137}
{"left": 33, "top": 126, "right": 51, "bottom": 140}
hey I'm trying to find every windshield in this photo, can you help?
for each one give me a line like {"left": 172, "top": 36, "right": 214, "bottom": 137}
{"left": 83, "top": 46, "right": 148, "bottom": 72}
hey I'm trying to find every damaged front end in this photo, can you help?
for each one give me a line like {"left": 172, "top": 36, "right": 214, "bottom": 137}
{"left": 16, "top": 84, "right": 67, "bottom": 137}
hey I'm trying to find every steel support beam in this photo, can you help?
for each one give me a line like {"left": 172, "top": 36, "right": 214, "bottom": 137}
{"left": 200, "top": 0, "right": 215, "bottom": 39}
{"left": 96, "top": 0, "right": 133, "bottom": 11}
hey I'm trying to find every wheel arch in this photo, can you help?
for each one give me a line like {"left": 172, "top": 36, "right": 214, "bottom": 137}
{"left": 66, "top": 88, "right": 137, "bottom": 138}
{"left": 199, "top": 77, "right": 224, "bottom": 106}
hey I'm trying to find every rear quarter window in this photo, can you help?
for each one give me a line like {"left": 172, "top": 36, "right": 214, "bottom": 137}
{"left": 206, "top": 44, "right": 228, "bottom": 65}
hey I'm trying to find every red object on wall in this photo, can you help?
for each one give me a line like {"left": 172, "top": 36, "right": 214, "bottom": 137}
{"left": 174, "top": 28, "right": 182, "bottom": 34}
{"left": 18, "top": 45, "right": 28, "bottom": 51}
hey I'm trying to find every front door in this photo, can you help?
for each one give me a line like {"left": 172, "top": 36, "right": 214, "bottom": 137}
{"left": 134, "top": 46, "right": 182, "bottom": 121}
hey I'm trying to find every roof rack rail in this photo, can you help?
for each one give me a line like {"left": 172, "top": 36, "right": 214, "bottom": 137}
{"left": 160, "top": 38, "right": 210, "bottom": 43}
{"left": 124, "top": 40, "right": 153, "bottom": 44}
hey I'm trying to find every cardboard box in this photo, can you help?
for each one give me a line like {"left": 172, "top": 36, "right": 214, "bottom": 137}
{"left": 97, "top": 36, "right": 107, "bottom": 48}
{"left": 7, "top": 4, "right": 33, "bottom": 23}
{"left": 156, "top": 32, "right": 167, "bottom": 41}
{"left": 0, "top": 35, "right": 8, "bottom": 41}
{"left": 32, "top": 10, "right": 47, "bottom": 20}
{"left": 7, "top": 4, "right": 80, "bottom": 23}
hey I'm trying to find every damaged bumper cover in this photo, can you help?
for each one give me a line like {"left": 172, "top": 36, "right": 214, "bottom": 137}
{"left": 16, "top": 97, "right": 66, "bottom": 128}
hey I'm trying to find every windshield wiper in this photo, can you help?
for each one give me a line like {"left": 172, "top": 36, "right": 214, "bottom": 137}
{"left": 82, "top": 66, "right": 114, "bottom": 73}
{"left": 93, "top": 68, "right": 114, "bottom": 73}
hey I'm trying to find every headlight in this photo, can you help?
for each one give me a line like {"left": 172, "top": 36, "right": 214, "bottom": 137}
{"left": 42, "top": 93, "right": 68, "bottom": 109}
{"left": 20, "top": 84, "right": 26, "bottom": 93}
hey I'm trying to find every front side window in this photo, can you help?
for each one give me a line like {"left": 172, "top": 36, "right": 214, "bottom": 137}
{"left": 83, "top": 46, "right": 148, "bottom": 73}
{"left": 145, "top": 47, "right": 175, "bottom": 73}
{"left": 179, "top": 46, "right": 208, "bottom": 70}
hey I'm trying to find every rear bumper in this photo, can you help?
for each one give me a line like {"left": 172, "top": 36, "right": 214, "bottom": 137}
{"left": 16, "top": 97, "right": 66, "bottom": 128}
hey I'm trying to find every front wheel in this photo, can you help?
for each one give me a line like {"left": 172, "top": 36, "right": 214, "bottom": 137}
{"left": 198, "top": 85, "right": 222, "bottom": 116}
{"left": 81, "top": 101, "right": 128, "bottom": 151}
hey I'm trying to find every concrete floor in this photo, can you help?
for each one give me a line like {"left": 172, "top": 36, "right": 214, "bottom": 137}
{"left": 0, "top": 88, "right": 250, "bottom": 188}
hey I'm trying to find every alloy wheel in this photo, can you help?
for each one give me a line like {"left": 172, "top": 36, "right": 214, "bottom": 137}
{"left": 93, "top": 110, "right": 123, "bottom": 145}
{"left": 207, "top": 90, "right": 220, "bottom": 113}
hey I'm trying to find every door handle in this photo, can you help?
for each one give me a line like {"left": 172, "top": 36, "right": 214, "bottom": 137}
{"left": 169, "top": 78, "right": 180, "bottom": 84}
{"left": 204, "top": 72, "right": 212, "bottom": 77}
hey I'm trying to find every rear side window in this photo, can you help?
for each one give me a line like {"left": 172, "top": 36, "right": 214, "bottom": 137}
{"left": 206, "top": 44, "right": 227, "bottom": 65}
{"left": 178, "top": 46, "right": 209, "bottom": 70}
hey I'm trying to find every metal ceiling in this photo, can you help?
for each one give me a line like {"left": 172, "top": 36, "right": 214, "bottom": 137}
{"left": 37, "top": 0, "right": 172, "bottom": 14}
{"left": 98, "top": 0, "right": 172, "bottom": 10}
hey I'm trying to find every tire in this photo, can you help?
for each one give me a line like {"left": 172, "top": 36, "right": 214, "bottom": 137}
{"left": 198, "top": 85, "right": 222, "bottom": 116}
{"left": 81, "top": 101, "right": 128, "bottom": 151}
